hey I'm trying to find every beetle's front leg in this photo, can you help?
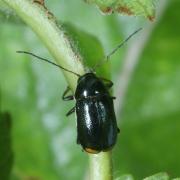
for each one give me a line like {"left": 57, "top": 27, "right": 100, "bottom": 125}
{"left": 62, "top": 86, "right": 74, "bottom": 101}
{"left": 101, "top": 78, "right": 116, "bottom": 100}
{"left": 100, "top": 78, "right": 113, "bottom": 89}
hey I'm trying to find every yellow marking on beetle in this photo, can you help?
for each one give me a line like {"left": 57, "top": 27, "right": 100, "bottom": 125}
{"left": 85, "top": 148, "right": 100, "bottom": 154}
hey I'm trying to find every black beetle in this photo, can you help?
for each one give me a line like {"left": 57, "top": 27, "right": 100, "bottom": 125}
{"left": 62, "top": 73, "right": 119, "bottom": 153}
{"left": 17, "top": 28, "right": 141, "bottom": 153}
{"left": 17, "top": 50, "right": 119, "bottom": 153}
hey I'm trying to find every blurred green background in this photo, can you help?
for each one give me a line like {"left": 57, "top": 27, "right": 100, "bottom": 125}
{"left": 0, "top": 0, "right": 180, "bottom": 179}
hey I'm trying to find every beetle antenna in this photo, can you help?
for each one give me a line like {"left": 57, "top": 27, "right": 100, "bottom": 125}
{"left": 16, "top": 51, "right": 81, "bottom": 77}
{"left": 93, "top": 28, "right": 142, "bottom": 70}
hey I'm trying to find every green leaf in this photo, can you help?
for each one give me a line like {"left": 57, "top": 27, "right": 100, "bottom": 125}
{"left": 114, "top": 1, "right": 180, "bottom": 179}
{"left": 143, "top": 172, "right": 169, "bottom": 180}
{"left": 0, "top": 24, "right": 64, "bottom": 180}
{"left": 84, "top": 0, "right": 155, "bottom": 20}
{"left": 0, "top": 112, "right": 13, "bottom": 180}
{"left": 62, "top": 23, "right": 109, "bottom": 77}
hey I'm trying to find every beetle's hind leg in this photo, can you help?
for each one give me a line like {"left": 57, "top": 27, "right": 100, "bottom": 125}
{"left": 62, "top": 86, "right": 74, "bottom": 101}
{"left": 66, "top": 106, "right": 75, "bottom": 116}
{"left": 100, "top": 78, "right": 113, "bottom": 89}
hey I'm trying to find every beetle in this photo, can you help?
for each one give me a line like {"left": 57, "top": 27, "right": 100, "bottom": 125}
{"left": 62, "top": 73, "right": 119, "bottom": 153}
{"left": 17, "top": 28, "right": 141, "bottom": 153}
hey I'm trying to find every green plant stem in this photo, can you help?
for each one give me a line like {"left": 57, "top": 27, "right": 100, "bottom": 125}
{"left": 1, "top": 0, "right": 113, "bottom": 179}
{"left": 2, "top": 0, "right": 85, "bottom": 91}
{"left": 89, "top": 152, "right": 113, "bottom": 180}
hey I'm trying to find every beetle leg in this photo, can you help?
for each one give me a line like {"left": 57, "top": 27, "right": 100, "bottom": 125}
{"left": 63, "top": 95, "right": 74, "bottom": 101}
{"left": 100, "top": 78, "right": 113, "bottom": 89}
{"left": 111, "top": 96, "right": 116, "bottom": 100}
{"left": 117, "top": 128, "right": 120, "bottom": 133}
{"left": 62, "top": 86, "right": 74, "bottom": 101}
{"left": 33, "top": 0, "right": 44, "bottom": 5}
{"left": 66, "top": 106, "right": 75, "bottom": 116}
